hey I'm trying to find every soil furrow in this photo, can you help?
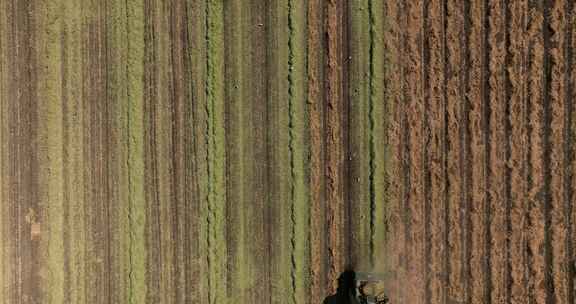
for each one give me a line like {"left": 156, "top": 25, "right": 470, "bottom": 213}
{"left": 482, "top": 0, "right": 492, "bottom": 301}
{"left": 461, "top": 1, "right": 472, "bottom": 302}
{"left": 565, "top": 3, "right": 576, "bottom": 304}
{"left": 405, "top": 1, "right": 426, "bottom": 303}
{"left": 422, "top": 0, "right": 432, "bottom": 302}
{"left": 504, "top": 2, "right": 513, "bottom": 301}
{"left": 548, "top": 1, "right": 570, "bottom": 302}
{"left": 487, "top": 1, "right": 508, "bottom": 303}
{"left": 542, "top": 2, "right": 555, "bottom": 303}
{"left": 467, "top": 1, "right": 489, "bottom": 302}
{"left": 571, "top": 4, "right": 576, "bottom": 298}
{"left": 525, "top": 2, "right": 547, "bottom": 302}
{"left": 426, "top": 0, "right": 447, "bottom": 303}
{"left": 398, "top": 1, "right": 409, "bottom": 302}
{"left": 445, "top": 1, "right": 465, "bottom": 302}
{"left": 382, "top": 0, "right": 403, "bottom": 302}
{"left": 507, "top": 1, "right": 529, "bottom": 303}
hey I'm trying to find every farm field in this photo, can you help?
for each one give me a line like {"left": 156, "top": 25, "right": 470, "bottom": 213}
{"left": 0, "top": 1, "right": 575, "bottom": 303}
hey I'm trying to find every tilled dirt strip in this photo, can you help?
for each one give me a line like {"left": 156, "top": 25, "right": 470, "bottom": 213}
{"left": 382, "top": 1, "right": 403, "bottom": 303}
{"left": 404, "top": 2, "right": 426, "bottom": 303}
{"left": 549, "top": 2, "right": 571, "bottom": 303}
{"left": 507, "top": 2, "right": 529, "bottom": 304}
{"left": 307, "top": 1, "right": 327, "bottom": 303}
{"left": 488, "top": 1, "right": 508, "bottom": 302}
{"left": 445, "top": 1, "right": 466, "bottom": 302}
{"left": 325, "top": 0, "right": 347, "bottom": 295}
{"left": 425, "top": 0, "right": 447, "bottom": 303}
{"left": 388, "top": 1, "right": 576, "bottom": 304}
{"left": 467, "top": 1, "right": 489, "bottom": 303}
{"left": 526, "top": 2, "right": 548, "bottom": 303}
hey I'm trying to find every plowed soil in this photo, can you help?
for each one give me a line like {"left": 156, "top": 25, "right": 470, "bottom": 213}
{"left": 0, "top": 1, "right": 574, "bottom": 304}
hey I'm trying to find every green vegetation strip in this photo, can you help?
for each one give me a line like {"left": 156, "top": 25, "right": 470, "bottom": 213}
{"left": 288, "top": 1, "right": 310, "bottom": 303}
{"left": 62, "top": 0, "right": 86, "bottom": 302}
{"left": 206, "top": 1, "right": 227, "bottom": 303}
{"left": 125, "top": 0, "right": 147, "bottom": 302}
{"left": 36, "top": 0, "right": 65, "bottom": 302}
{"left": 268, "top": 0, "right": 292, "bottom": 302}
{"left": 185, "top": 0, "right": 209, "bottom": 302}
{"left": 349, "top": 0, "right": 373, "bottom": 270}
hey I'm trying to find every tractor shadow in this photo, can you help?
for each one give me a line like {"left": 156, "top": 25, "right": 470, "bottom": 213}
{"left": 322, "top": 270, "right": 357, "bottom": 304}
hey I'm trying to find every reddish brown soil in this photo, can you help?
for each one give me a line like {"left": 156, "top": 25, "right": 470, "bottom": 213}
{"left": 384, "top": 1, "right": 575, "bottom": 304}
